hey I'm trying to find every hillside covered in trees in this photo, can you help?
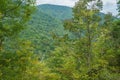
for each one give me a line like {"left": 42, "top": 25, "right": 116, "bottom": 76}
{"left": 0, "top": 0, "right": 120, "bottom": 80}
{"left": 21, "top": 4, "right": 73, "bottom": 56}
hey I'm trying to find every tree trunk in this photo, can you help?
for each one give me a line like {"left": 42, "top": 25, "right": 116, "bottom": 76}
{"left": 87, "top": 21, "right": 92, "bottom": 68}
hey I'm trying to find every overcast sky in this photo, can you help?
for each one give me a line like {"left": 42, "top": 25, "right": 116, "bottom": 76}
{"left": 36, "top": 0, "right": 118, "bottom": 15}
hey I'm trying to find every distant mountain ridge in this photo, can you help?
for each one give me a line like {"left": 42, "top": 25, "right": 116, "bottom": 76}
{"left": 28, "top": 4, "right": 73, "bottom": 36}
{"left": 38, "top": 4, "right": 73, "bottom": 20}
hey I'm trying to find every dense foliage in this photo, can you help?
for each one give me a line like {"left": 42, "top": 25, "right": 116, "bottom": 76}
{"left": 21, "top": 4, "right": 73, "bottom": 60}
{"left": 0, "top": 0, "right": 120, "bottom": 80}
{"left": 0, "top": 0, "right": 56, "bottom": 80}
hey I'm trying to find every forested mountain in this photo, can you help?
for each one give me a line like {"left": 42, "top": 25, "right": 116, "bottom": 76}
{"left": 26, "top": 4, "right": 73, "bottom": 35}
{"left": 21, "top": 4, "right": 73, "bottom": 54}
{"left": 38, "top": 4, "right": 73, "bottom": 20}
{"left": 31, "top": 4, "right": 73, "bottom": 34}
{"left": 1, "top": 0, "right": 120, "bottom": 79}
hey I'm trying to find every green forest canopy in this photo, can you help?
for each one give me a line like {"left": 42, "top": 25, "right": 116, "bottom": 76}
{"left": 0, "top": 0, "right": 120, "bottom": 80}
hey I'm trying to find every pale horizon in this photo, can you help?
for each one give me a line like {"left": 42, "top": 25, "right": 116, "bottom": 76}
{"left": 36, "top": 0, "right": 118, "bottom": 15}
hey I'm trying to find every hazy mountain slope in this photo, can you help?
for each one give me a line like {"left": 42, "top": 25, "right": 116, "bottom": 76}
{"left": 38, "top": 4, "right": 73, "bottom": 20}
{"left": 21, "top": 4, "right": 73, "bottom": 54}
{"left": 28, "top": 4, "right": 73, "bottom": 36}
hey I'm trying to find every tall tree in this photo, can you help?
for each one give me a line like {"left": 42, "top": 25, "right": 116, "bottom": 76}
{"left": 46, "top": 0, "right": 107, "bottom": 79}
{"left": 64, "top": 0, "right": 103, "bottom": 68}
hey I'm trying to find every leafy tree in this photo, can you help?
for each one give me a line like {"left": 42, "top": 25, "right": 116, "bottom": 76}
{"left": 0, "top": 0, "right": 50, "bottom": 79}
{"left": 0, "top": 0, "right": 35, "bottom": 49}
{"left": 0, "top": 1, "right": 63, "bottom": 79}
{"left": 64, "top": 0, "right": 103, "bottom": 68}
{"left": 109, "top": 20, "right": 120, "bottom": 75}
{"left": 47, "top": 0, "right": 120, "bottom": 80}
{"left": 0, "top": 39, "right": 60, "bottom": 80}
{"left": 103, "top": 1, "right": 120, "bottom": 77}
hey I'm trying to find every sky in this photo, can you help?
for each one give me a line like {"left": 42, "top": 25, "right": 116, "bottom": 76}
{"left": 36, "top": 0, "right": 118, "bottom": 15}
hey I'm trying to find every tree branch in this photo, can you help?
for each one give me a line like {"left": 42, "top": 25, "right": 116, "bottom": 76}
{"left": 2, "top": 1, "right": 22, "bottom": 19}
